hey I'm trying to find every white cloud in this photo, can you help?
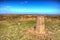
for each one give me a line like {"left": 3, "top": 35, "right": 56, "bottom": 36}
{"left": 24, "top": 1, "right": 28, "bottom": 4}
{"left": 20, "top": 1, "right": 28, "bottom": 4}
{"left": 6, "top": 6, "right": 11, "bottom": 8}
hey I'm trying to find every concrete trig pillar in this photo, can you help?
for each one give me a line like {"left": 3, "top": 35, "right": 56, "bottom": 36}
{"left": 36, "top": 16, "right": 46, "bottom": 34}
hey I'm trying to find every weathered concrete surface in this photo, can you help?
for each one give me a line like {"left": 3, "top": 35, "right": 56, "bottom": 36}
{"left": 36, "top": 16, "right": 46, "bottom": 34}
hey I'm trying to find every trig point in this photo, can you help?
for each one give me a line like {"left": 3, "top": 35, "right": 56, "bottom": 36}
{"left": 35, "top": 15, "right": 46, "bottom": 34}
{"left": 29, "top": 15, "right": 46, "bottom": 35}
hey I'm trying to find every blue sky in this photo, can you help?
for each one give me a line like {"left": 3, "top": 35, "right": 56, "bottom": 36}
{"left": 0, "top": 0, "right": 60, "bottom": 14}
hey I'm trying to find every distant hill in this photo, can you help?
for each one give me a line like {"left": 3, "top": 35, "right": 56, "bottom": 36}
{"left": 0, "top": 14, "right": 60, "bottom": 20}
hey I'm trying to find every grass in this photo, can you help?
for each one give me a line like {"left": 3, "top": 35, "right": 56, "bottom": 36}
{"left": 45, "top": 20, "right": 60, "bottom": 40}
{"left": 0, "top": 18, "right": 36, "bottom": 40}
{"left": 0, "top": 16, "right": 60, "bottom": 40}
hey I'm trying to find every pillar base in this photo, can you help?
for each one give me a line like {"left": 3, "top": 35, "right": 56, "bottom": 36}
{"left": 28, "top": 27, "right": 46, "bottom": 36}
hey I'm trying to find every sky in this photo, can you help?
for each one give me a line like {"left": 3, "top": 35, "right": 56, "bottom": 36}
{"left": 0, "top": 0, "right": 60, "bottom": 14}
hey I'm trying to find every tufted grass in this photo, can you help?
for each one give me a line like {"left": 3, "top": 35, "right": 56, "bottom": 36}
{"left": 0, "top": 16, "right": 60, "bottom": 40}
